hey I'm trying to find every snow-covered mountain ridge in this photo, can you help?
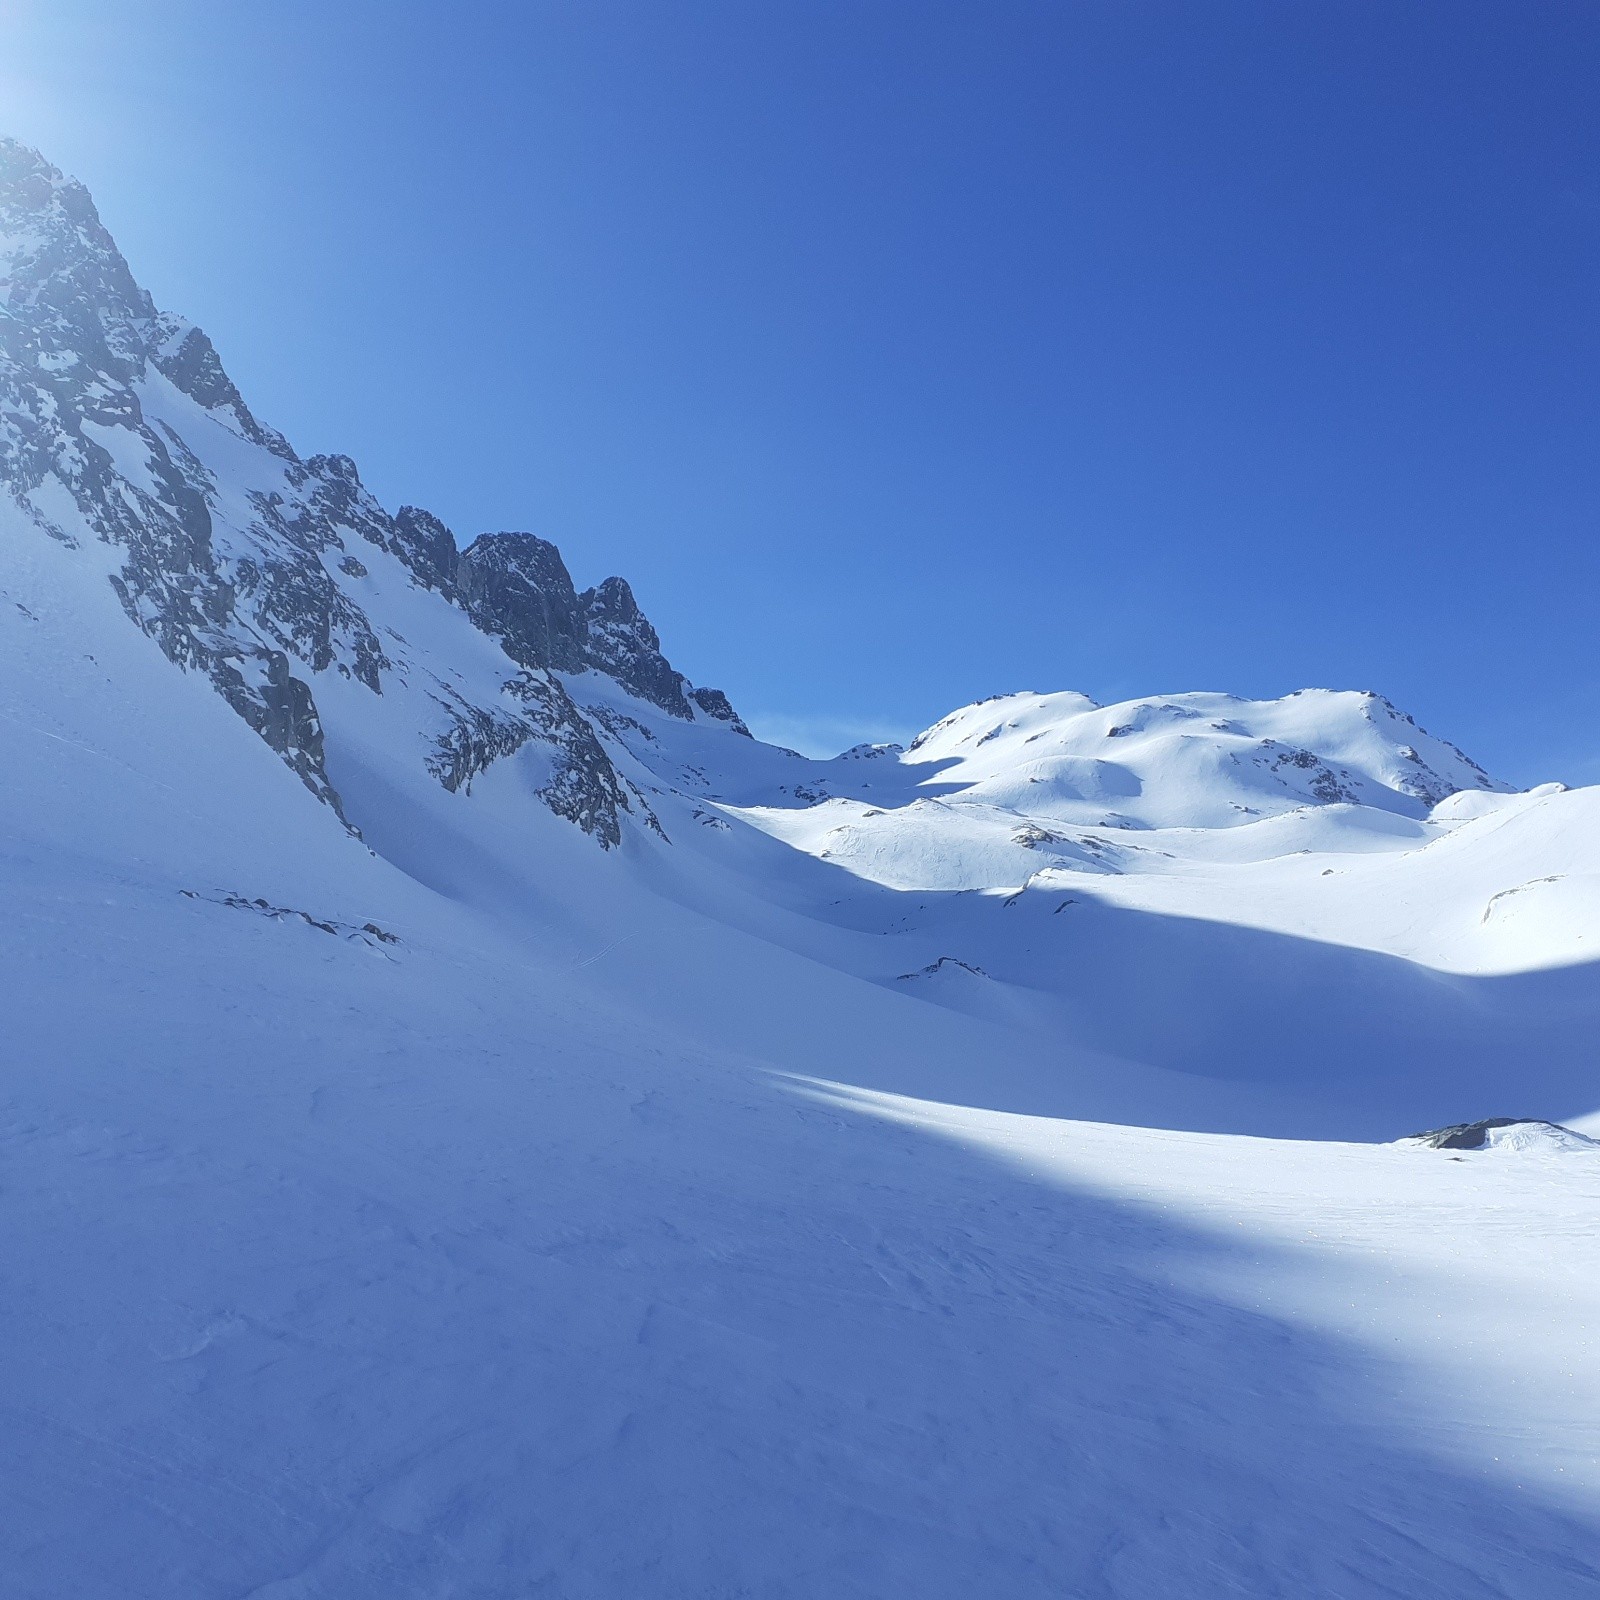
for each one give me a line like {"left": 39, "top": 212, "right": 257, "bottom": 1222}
{"left": 901, "top": 685, "right": 1501, "bottom": 818}
{"left": 0, "top": 138, "right": 742, "bottom": 849}
{"left": 0, "top": 138, "right": 1512, "bottom": 854}
{"left": 4, "top": 132, "right": 1595, "bottom": 1015}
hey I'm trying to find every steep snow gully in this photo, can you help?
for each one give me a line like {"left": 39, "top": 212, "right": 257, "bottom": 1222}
{"left": 3, "top": 138, "right": 1598, "bottom": 1597}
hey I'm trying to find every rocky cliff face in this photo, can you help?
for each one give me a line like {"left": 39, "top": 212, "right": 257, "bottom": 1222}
{"left": 457, "top": 533, "right": 589, "bottom": 674}
{"left": 0, "top": 138, "right": 744, "bottom": 846}
{"left": 458, "top": 534, "right": 752, "bottom": 732}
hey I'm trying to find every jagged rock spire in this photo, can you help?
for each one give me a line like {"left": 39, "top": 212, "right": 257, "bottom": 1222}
{"left": 458, "top": 537, "right": 749, "bottom": 732}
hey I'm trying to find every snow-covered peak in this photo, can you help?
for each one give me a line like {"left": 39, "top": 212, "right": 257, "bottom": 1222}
{"left": 667, "top": 683, "right": 1540, "bottom": 930}
{"left": 836, "top": 740, "right": 906, "bottom": 762}
{"left": 0, "top": 138, "right": 289, "bottom": 456}
{"left": 7, "top": 133, "right": 1600, "bottom": 1600}
{"left": 3, "top": 133, "right": 1587, "bottom": 1001}
{"left": 898, "top": 686, "right": 1503, "bottom": 830}
{"left": 906, "top": 689, "right": 1100, "bottom": 757}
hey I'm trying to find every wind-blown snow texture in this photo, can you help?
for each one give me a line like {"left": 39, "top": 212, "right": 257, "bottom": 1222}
{"left": 3, "top": 138, "right": 1598, "bottom": 1598}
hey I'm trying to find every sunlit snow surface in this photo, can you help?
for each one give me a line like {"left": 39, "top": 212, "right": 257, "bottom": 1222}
{"left": 5, "top": 504, "right": 1600, "bottom": 1597}
{"left": 5, "top": 130, "right": 1600, "bottom": 1593}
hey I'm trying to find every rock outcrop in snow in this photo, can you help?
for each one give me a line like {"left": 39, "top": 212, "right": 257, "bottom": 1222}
{"left": 0, "top": 138, "right": 742, "bottom": 845}
{"left": 457, "top": 533, "right": 590, "bottom": 675}
{"left": 456, "top": 535, "right": 749, "bottom": 732}
{"left": 1405, "top": 1118, "right": 1599, "bottom": 1154}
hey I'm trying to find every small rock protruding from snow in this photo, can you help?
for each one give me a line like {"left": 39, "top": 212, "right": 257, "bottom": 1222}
{"left": 1403, "top": 1118, "right": 1598, "bottom": 1153}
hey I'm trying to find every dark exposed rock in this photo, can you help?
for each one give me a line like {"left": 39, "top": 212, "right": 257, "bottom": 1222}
{"left": 153, "top": 322, "right": 294, "bottom": 458}
{"left": 217, "top": 648, "right": 342, "bottom": 811}
{"left": 1409, "top": 1117, "right": 1523, "bottom": 1149}
{"left": 1360, "top": 692, "right": 1496, "bottom": 803}
{"left": 0, "top": 139, "right": 157, "bottom": 382}
{"left": 1405, "top": 1117, "right": 1580, "bottom": 1150}
{"left": 458, "top": 533, "right": 587, "bottom": 672}
{"left": 425, "top": 669, "right": 641, "bottom": 850}
{"left": 425, "top": 682, "right": 541, "bottom": 797}
{"left": 180, "top": 889, "right": 400, "bottom": 948}
{"left": 458, "top": 539, "right": 747, "bottom": 731}
{"left": 579, "top": 576, "right": 692, "bottom": 716}
{"left": 506, "top": 672, "right": 635, "bottom": 847}
{"left": 0, "top": 139, "right": 353, "bottom": 820}
{"left": 1013, "top": 825, "right": 1070, "bottom": 849}
{"left": 1263, "top": 743, "right": 1361, "bottom": 806}
{"left": 236, "top": 490, "right": 390, "bottom": 691}
{"left": 689, "top": 685, "right": 752, "bottom": 736}
{"left": 897, "top": 956, "right": 989, "bottom": 981}
{"left": 390, "top": 505, "right": 459, "bottom": 599}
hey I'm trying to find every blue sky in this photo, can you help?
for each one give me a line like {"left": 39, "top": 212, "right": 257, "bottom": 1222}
{"left": 4, "top": 1, "right": 1596, "bottom": 780}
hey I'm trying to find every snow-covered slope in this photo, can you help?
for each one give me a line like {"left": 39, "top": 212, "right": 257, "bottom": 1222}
{"left": 695, "top": 688, "right": 1592, "bottom": 974}
{"left": 5, "top": 128, "right": 1596, "bottom": 1130}
{"left": 4, "top": 138, "right": 1600, "bottom": 1597}
{"left": 503, "top": 676, "right": 1599, "bottom": 1132}
{"left": 904, "top": 686, "right": 1503, "bottom": 819}
{"left": 7, "top": 481, "right": 1600, "bottom": 1600}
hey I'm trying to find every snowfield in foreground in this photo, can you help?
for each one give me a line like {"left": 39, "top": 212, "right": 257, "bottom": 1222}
{"left": 5, "top": 478, "right": 1599, "bottom": 1600}
{"left": 3, "top": 135, "right": 1599, "bottom": 1596}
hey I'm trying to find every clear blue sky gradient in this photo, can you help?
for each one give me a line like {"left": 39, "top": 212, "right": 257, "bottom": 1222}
{"left": 4, "top": 2, "right": 1596, "bottom": 779}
